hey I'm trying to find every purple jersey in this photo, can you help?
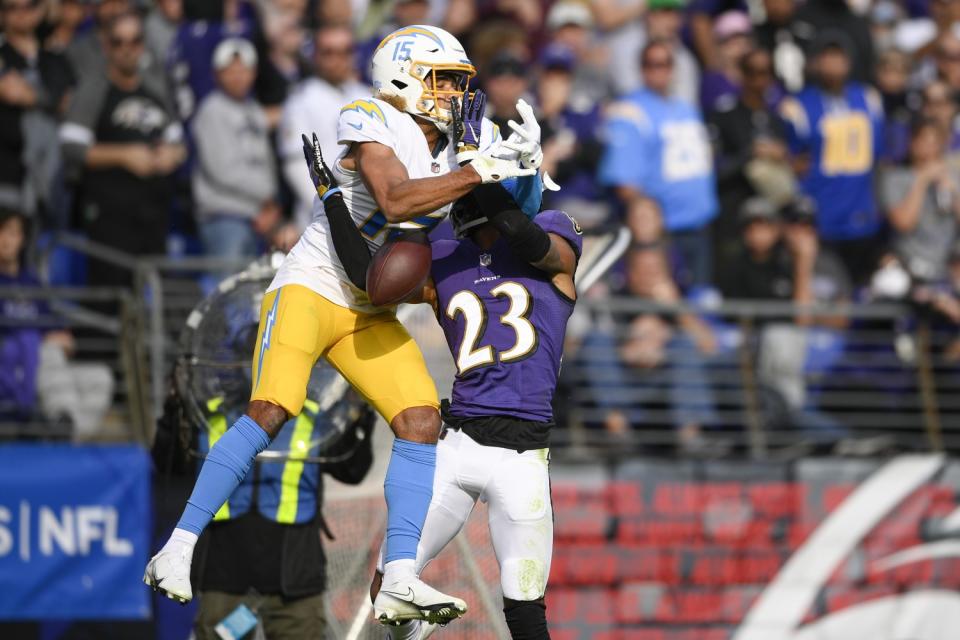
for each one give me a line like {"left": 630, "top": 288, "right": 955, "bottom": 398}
{"left": 432, "top": 210, "right": 583, "bottom": 424}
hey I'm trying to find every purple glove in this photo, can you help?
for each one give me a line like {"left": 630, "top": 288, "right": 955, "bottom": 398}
{"left": 452, "top": 90, "right": 486, "bottom": 163}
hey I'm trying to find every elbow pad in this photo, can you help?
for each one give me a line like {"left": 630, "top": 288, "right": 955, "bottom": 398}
{"left": 489, "top": 208, "right": 551, "bottom": 264}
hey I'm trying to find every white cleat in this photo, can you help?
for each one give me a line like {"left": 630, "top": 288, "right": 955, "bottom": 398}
{"left": 374, "top": 575, "right": 467, "bottom": 626}
{"left": 143, "top": 545, "right": 193, "bottom": 604}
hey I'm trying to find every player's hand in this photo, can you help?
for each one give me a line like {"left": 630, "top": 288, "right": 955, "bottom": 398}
{"left": 301, "top": 132, "right": 339, "bottom": 200}
{"left": 500, "top": 99, "right": 543, "bottom": 170}
{"left": 468, "top": 152, "right": 537, "bottom": 183}
{"left": 451, "top": 90, "right": 486, "bottom": 165}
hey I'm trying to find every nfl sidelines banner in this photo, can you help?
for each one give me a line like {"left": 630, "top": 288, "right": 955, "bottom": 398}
{"left": 0, "top": 444, "right": 151, "bottom": 619}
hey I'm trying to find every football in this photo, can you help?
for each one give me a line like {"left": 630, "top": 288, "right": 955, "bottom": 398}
{"left": 366, "top": 230, "right": 431, "bottom": 306}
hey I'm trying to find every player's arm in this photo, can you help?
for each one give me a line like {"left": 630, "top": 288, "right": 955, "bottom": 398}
{"left": 303, "top": 134, "right": 371, "bottom": 290}
{"left": 472, "top": 182, "right": 578, "bottom": 282}
{"left": 351, "top": 141, "right": 483, "bottom": 223}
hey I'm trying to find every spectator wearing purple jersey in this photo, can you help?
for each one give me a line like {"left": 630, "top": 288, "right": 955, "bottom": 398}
{"left": 535, "top": 45, "right": 608, "bottom": 226}
{"left": 699, "top": 11, "right": 752, "bottom": 114}
{"left": 0, "top": 209, "right": 113, "bottom": 437}
{"left": 876, "top": 49, "right": 912, "bottom": 165}
{"left": 168, "top": 0, "right": 259, "bottom": 124}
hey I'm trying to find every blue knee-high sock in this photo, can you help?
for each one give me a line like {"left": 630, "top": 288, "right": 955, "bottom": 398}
{"left": 384, "top": 438, "right": 436, "bottom": 564}
{"left": 176, "top": 415, "right": 271, "bottom": 535}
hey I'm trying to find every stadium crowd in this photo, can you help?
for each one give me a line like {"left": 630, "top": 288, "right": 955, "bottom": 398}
{"left": 3, "top": 0, "right": 960, "bottom": 448}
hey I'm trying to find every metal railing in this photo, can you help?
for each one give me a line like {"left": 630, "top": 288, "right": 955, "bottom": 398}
{"left": 558, "top": 296, "right": 956, "bottom": 458}
{"left": 34, "top": 234, "right": 960, "bottom": 458}
{"left": 0, "top": 285, "right": 150, "bottom": 443}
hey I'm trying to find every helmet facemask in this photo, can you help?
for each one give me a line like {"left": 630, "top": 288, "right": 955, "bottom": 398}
{"left": 409, "top": 63, "right": 475, "bottom": 132}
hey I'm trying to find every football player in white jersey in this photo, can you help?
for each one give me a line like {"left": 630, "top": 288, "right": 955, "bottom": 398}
{"left": 144, "top": 24, "right": 537, "bottom": 628}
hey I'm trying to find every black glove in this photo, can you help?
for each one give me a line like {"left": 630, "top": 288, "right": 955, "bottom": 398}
{"left": 302, "top": 132, "right": 339, "bottom": 200}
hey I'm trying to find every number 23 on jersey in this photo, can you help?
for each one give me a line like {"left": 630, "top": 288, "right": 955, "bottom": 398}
{"left": 446, "top": 281, "right": 538, "bottom": 375}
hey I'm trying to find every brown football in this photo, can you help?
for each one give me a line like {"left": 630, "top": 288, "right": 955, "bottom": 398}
{"left": 366, "top": 230, "right": 431, "bottom": 306}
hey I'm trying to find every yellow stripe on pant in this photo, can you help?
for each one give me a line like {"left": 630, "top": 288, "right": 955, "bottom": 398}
{"left": 276, "top": 400, "right": 318, "bottom": 524}
{"left": 206, "top": 398, "right": 231, "bottom": 521}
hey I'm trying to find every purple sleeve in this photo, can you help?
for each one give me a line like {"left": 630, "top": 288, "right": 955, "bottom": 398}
{"left": 535, "top": 210, "right": 583, "bottom": 259}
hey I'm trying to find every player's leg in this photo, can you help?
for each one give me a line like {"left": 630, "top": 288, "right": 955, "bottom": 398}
{"left": 484, "top": 447, "right": 554, "bottom": 639}
{"left": 145, "top": 285, "right": 335, "bottom": 603}
{"left": 371, "top": 429, "right": 480, "bottom": 635}
{"left": 324, "top": 313, "right": 464, "bottom": 623}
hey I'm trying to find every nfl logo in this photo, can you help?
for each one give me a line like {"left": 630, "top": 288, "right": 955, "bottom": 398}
{"left": 480, "top": 254, "right": 492, "bottom": 266}
{"left": 431, "top": 162, "right": 440, "bottom": 174}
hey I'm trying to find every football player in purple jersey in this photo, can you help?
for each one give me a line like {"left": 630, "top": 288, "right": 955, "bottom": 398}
{"left": 303, "top": 129, "right": 580, "bottom": 639}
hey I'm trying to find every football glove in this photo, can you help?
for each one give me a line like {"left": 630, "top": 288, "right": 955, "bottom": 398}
{"left": 301, "top": 132, "right": 339, "bottom": 201}
{"left": 499, "top": 99, "right": 543, "bottom": 170}
{"left": 468, "top": 152, "right": 537, "bottom": 184}
{"left": 451, "top": 90, "right": 487, "bottom": 165}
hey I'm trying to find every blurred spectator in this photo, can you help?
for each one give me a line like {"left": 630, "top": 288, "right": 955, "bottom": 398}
{"left": 60, "top": 11, "right": 185, "bottom": 287}
{"left": 779, "top": 32, "right": 884, "bottom": 285}
{"left": 476, "top": 0, "right": 543, "bottom": 35}
{"left": 536, "top": 45, "right": 607, "bottom": 226}
{"left": 277, "top": 24, "right": 367, "bottom": 229}
{"left": 543, "top": 1, "right": 610, "bottom": 101}
{"left": 0, "top": 0, "right": 75, "bottom": 220}
{"left": 600, "top": 40, "right": 718, "bottom": 288}
{"left": 192, "top": 38, "right": 278, "bottom": 261}
{"left": 753, "top": 0, "right": 805, "bottom": 93}
{"left": 45, "top": 0, "right": 89, "bottom": 53}
{"left": 794, "top": 0, "right": 876, "bottom": 85}
{"left": 876, "top": 48, "right": 912, "bottom": 164}
{"left": 66, "top": 0, "right": 170, "bottom": 102}
{"left": 920, "top": 79, "right": 960, "bottom": 155}
{"left": 145, "top": 0, "right": 183, "bottom": 72}
{"left": 724, "top": 196, "right": 849, "bottom": 441}
{"left": 707, "top": 48, "right": 792, "bottom": 289}
{"left": 580, "top": 197, "right": 720, "bottom": 453}
{"left": 595, "top": 0, "right": 699, "bottom": 102}
{"left": 168, "top": 0, "right": 258, "bottom": 124}
{"left": 869, "top": 0, "right": 904, "bottom": 53}
{"left": 483, "top": 52, "right": 530, "bottom": 132}
{"left": 255, "top": 7, "right": 308, "bottom": 126}
{"left": 894, "top": 0, "right": 960, "bottom": 56}
{"left": 699, "top": 10, "right": 752, "bottom": 113}
{"left": 925, "top": 32, "right": 960, "bottom": 95}
{"left": 357, "top": 0, "right": 432, "bottom": 85}
{"left": 0, "top": 209, "right": 113, "bottom": 438}
{"left": 880, "top": 118, "right": 960, "bottom": 285}
{"left": 687, "top": 0, "right": 748, "bottom": 70}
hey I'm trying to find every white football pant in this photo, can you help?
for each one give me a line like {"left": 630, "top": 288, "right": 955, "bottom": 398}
{"left": 379, "top": 427, "right": 553, "bottom": 601}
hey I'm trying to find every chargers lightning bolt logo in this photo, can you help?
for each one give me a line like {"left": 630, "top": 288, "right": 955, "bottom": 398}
{"left": 255, "top": 292, "right": 281, "bottom": 390}
{"left": 340, "top": 100, "right": 387, "bottom": 125}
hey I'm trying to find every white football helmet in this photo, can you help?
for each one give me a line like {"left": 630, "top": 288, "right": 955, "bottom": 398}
{"left": 371, "top": 25, "right": 476, "bottom": 132}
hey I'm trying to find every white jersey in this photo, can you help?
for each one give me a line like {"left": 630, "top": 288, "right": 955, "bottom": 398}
{"left": 268, "top": 97, "right": 502, "bottom": 313}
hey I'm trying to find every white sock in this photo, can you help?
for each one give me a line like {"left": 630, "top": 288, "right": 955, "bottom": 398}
{"left": 382, "top": 558, "right": 416, "bottom": 584}
{"left": 163, "top": 528, "right": 199, "bottom": 554}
